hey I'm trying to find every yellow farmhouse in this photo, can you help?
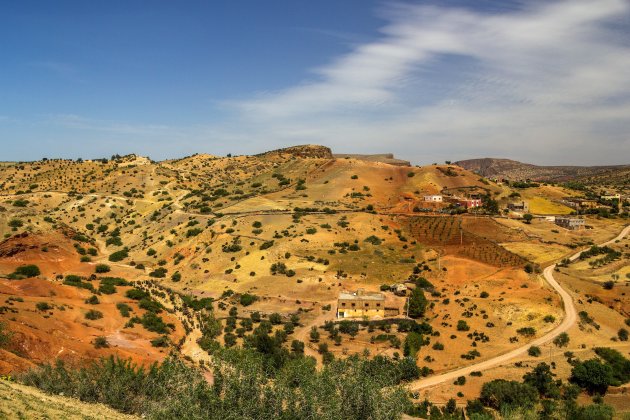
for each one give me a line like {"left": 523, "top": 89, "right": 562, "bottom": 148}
{"left": 337, "top": 289, "right": 386, "bottom": 319}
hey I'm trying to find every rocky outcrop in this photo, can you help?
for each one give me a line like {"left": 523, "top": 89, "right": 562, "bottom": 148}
{"left": 256, "top": 145, "right": 333, "bottom": 159}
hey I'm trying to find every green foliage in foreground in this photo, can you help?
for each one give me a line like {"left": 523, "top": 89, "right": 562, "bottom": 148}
{"left": 20, "top": 351, "right": 412, "bottom": 419}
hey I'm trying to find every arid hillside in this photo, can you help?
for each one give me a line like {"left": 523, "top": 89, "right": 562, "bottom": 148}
{"left": 0, "top": 145, "right": 629, "bottom": 418}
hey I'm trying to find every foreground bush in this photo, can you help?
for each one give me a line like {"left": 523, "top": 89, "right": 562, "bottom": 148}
{"left": 21, "top": 351, "right": 412, "bottom": 419}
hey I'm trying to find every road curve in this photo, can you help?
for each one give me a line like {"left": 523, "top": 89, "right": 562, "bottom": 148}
{"left": 409, "top": 223, "right": 630, "bottom": 392}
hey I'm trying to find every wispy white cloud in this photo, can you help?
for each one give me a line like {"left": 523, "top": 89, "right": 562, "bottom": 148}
{"left": 29, "top": 60, "right": 80, "bottom": 79}
{"left": 223, "top": 0, "right": 630, "bottom": 165}
{"left": 48, "top": 114, "right": 174, "bottom": 136}
{"left": 17, "top": 1, "right": 630, "bottom": 165}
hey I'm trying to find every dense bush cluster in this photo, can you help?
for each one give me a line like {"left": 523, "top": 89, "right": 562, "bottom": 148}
{"left": 8, "top": 264, "right": 41, "bottom": 279}
{"left": 21, "top": 351, "right": 412, "bottom": 419}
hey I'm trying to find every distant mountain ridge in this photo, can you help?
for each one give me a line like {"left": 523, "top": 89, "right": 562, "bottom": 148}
{"left": 455, "top": 158, "right": 630, "bottom": 183}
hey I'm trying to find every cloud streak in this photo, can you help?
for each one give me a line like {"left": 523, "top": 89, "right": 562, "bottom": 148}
{"left": 224, "top": 0, "right": 630, "bottom": 165}
{"left": 8, "top": 1, "right": 629, "bottom": 165}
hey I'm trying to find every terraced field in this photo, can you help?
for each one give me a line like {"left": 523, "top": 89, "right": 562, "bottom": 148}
{"left": 402, "top": 216, "right": 527, "bottom": 267}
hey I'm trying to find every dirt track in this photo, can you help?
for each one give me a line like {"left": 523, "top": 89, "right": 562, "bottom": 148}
{"left": 408, "top": 223, "right": 630, "bottom": 391}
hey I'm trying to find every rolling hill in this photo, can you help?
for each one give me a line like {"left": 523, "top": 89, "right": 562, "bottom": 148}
{"left": 455, "top": 157, "right": 630, "bottom": 184}
{"left": 1, "top": 145, "right": 629, "bottom": 418}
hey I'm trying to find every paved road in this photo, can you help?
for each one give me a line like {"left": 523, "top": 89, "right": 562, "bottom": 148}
{"left": 408, "top": 224, "right": 630, "bottom": 391}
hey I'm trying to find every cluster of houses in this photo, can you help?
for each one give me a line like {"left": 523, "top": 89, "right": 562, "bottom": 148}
{"left": 420, "top": 194, "right": 482, "bottom": 210}
{"left": 419, "top": 194, "right": 591, "bottom": 231}
{"left": 563, "top": 193, "right": 622, "bottom": 212}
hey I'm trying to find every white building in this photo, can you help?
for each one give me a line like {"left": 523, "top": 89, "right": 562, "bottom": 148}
{"left": 423, "top": 195, "right": 443, "bottom": 202}
{"left": 555, "top": 216, "right": 585, "bottom": 230}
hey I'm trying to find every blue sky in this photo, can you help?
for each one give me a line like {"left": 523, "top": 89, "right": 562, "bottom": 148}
{"left": 1, "top": 0, "right": 629, "bottom": 165}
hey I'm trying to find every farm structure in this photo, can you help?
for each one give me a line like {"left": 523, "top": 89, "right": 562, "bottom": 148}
{"left": 555, "top": 216, "right": 585, "bottom": 230}
{"left": 563, "top": 198, "right": 604, "bottom": 210}
{"left": 423, "top": 195, "right": 443, "bottom": 202}
{"left": 507, "top": 201, "right": 529, "bottom": 212}
{"left": 389, "top": 283, "right": 409, "bottom": 296}
{"left": 456, "top": 198, "right": 482, "bottom": 209}
{"left": 337, "top": 289, "right": 396, "bottom": 319}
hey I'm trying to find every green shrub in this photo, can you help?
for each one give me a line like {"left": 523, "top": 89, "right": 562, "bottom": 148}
{"left": 403, "top": 332, "right": 423, "bottom": 357}
{"left": 240, "top": 293, "right": 258, "bottom": 307}
{"left": 408, "top": 288, "right": 427, "bottom": 318}
{"left": 150, "top": 336, "right": 169, "bottom": 348}
{"left": 19, "top": 352, "right": 414, "bottom": 419}
{"left": 117, "top": 303, "right": 131, "bottom": 317}
{"left": 528, "top": 346, "right": 541, "bottom": 357}
{"left": 181, "top": 296, "right": 213, "bottom": 312}
{"left": 99, "top": 283, "right": 116, "bottom": 294}
{"left": 63, "top": 276, "right": 95, "bottom": 292}
{"left": 457, "top": 320, "right": 470, "bottom": 331}
{"left": 85, "top": 309, "right": 103, "bottom": 320}
{"left": 8, "top": 219, "right": 23, "bottom": 228}
{"left": 140, "top": 312, "right": 168, "bottom": 334}
{"left": 95, "top": 264, "right": 111, "bottom": 273}
{"left": 9, "top": 265, "right": 41, "bottom": 279}
{"left": 85, "top": 295, "right": 100, "bottom": 305}
{"left": 0, "top": 322, "right": 11, "bottom": 348}
{"left": 259, "top": 241, "right": 274, "bottom": 250}
{"left": 139, "top": 298, "right": 163, "bottom": 313}
{"left": 553, "top": 332, "right": 569, "bottom": 347}
{"left": 570, "top": 359, "right": 614, "bottom": 394}
{"left": 109, "top": 249, "right": 129, "bottom": 262}
{"left": 594, "top": 347, "right": 630, "bottom": 385}
{"left": 186, "top": 228, "right": 203, "bottom": 237}
{"left": 36, "top": 302, "right": 52, "bottom": 311}
{"left": 126, "top": 289, "right": 149, "bottom": 300}
{"left": 93, "top": 336, "right": 109, "bottom": 349}
{"left": 149, "top": 267, "right": 168, "bottom": 278}
{"left": 479, "top": 379, "right": 538, "bottom": 411}
{"left": 364, "top": 235, "right": 382, "bottom": 245}
{"left": 516, "top": 327, "right": 536, "bottom": 337}
{"left": 13, "top": 199, "right": 29, "bottom": 207}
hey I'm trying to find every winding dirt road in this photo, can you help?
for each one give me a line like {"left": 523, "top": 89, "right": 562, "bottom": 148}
{"left": 409, "top": 223, "right": 630, "bottom": 392}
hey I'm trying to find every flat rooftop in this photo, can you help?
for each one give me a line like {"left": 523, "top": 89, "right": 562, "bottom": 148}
{"left": 338, "top": 291, "right": 385, "bottom": 301}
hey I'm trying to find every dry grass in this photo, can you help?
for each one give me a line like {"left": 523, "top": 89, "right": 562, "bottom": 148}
{"left": 0, "top": 380, "right": 138, "bottom": 419}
